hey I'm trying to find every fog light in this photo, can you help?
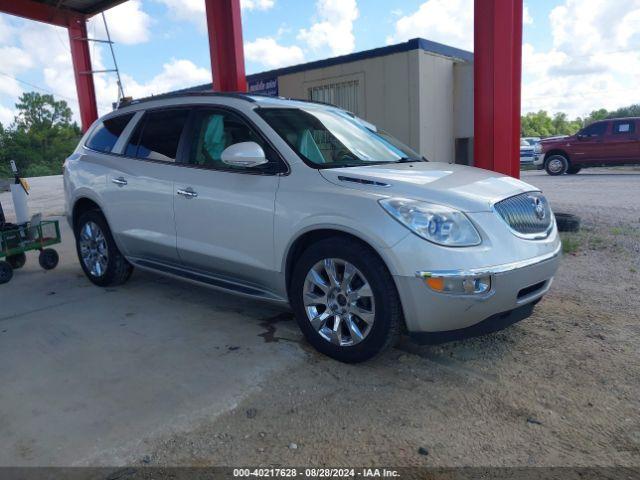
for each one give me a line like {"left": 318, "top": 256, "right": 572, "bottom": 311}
{"left": 421, "top": 274, "right": 491, "bottom": 295}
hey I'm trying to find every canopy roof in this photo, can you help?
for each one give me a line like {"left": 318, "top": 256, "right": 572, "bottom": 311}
{"left": 32, "top": 0, "right": 126, "bottom": 15}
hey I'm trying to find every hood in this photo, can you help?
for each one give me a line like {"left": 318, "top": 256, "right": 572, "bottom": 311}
{"left": 319, "top": 162, "right": 538, "bottom": 212}
{"left": 541, "top": 135, "right": 572, "bottom": 144}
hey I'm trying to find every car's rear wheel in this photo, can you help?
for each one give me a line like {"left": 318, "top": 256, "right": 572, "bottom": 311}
{"left": 75, "top": 210, "right": 133, "bottom": 287}
{"left": 567, "top": 166, "right": 582, "bottom": 174}
{"left": 545, "top": 155, "right": 569, "bottom": 175}
{"left": 290, "top": 237, "right": 402, "bottom": 363}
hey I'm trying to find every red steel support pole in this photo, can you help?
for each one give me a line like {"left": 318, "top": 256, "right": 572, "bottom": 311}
{"left": 68, "top": 17, "right": 99, "bottom": 132}
{"left": 474, "top": 0, "right": 523, "bottom": 178}
{"left": 204, "top": 0, "right": 248, "bottom": 92}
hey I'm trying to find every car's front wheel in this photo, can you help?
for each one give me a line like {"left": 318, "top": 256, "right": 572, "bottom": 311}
{"left": 75, "top": 210, "right": 133, "bottom": 287}
{"left": 290, "top": 237, "right": 402, "bottom": 363}
{"left": 545, "top": 155, "right": 569, "bottom": 175}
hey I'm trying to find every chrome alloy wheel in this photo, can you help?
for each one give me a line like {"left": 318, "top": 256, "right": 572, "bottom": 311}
{"left": 547, "top": 157, "right": 564, "bottom": 174}
{"left": 303, "top": 258, "right": 375, "bottom": 347}
{"left": 79, "top": 221, "right": 109, "bottom": 278}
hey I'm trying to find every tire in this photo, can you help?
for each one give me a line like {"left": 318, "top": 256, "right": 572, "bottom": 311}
{"left": 290, "top": 237, "right": 403, "bottom": 363}
{"left": 0, "top": 261, "right": 13, "bottom": 284}
{"left": 39, "top": 249, "right": 59, "bottom": 270}
{"left": 75, "top": 210, "right": 133, "bottom": 287}
{"left": 555, "top": 213, "right": 581, "bottom": 233}
{"left": 567, "top": 166, "right": 582, "bottom": 174}
{"left": 6, "top": 253, "right": 26, "bottom": 270}
{"left": 545, "top": 155, "right": 569, "bottom": 176}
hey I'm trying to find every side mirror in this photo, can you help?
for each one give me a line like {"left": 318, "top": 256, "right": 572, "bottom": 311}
{"left": 221, "top": 142, "right": 268, "bottom": 168}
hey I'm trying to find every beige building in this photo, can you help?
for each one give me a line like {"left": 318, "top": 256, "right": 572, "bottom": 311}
{"left": 184, "top": 38, "right": 475, "bottom": 165}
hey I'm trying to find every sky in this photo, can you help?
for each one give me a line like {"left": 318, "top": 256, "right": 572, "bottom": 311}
{"left": 1, "top": 0, "right": 640, "bottom": 126}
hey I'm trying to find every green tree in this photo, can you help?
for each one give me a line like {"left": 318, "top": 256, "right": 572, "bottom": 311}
{"left": 521, "top": 111, "right": 555, "bottom": 137}
{"left": 607, "top": 104, "right": 640, "bottom": 119}
{"left": 1, "top": 92, "right": 81, "bottom": 178}
{"left": 584, "top": 108, "right": 609, "bottom": 125}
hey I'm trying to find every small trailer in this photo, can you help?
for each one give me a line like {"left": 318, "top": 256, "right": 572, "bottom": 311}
{"left": 0, "top": 162, "right": 61, "bottom": 284}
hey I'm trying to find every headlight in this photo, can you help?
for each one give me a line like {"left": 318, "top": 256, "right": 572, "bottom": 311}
{"left": 379, "top": 198, "right": 481, "bottom": 247}
{"left": 534, "top": 144, "right": 542, "bottom": 154}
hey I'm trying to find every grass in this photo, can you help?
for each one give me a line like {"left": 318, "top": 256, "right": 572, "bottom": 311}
{"left": 610, "top": 226, "right": 640, "bottom": 236}
{"left": 561, "top": 234, "right": 582, "bottom": 254}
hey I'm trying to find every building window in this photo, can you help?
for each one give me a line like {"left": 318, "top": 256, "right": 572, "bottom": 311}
{"left": 308, "top": 80, "right": 360, "bottom": 114}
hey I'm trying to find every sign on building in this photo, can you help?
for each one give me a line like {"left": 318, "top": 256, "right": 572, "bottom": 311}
{"left": 248, "top": 77, "right": 278, "bottom": 96}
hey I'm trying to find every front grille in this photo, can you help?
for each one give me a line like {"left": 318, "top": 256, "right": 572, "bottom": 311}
{"left": 495, "top": 192, "right": 552, "bottom": 237}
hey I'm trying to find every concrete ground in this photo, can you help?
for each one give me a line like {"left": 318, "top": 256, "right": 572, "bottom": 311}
{"left": 0, "top": 169, "right": 639, "bottom": 467}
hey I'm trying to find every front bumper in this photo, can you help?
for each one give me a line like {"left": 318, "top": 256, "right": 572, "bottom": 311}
{"left": 409, "top": 302, "right": 538, "bottom": 344}
{"left": 394, "top": 244, "right": 561, "bottom": 336}
{"left": 533, "top": 154, "right": 545, "bottom": 169}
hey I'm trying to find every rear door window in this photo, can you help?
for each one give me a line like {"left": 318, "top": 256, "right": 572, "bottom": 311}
{"left": 125, "top": 109, "right": 189, "bottom": 162}
{"left": 613, "top": 120, "right": 636, "bottom": 135}
{"left": 86, "top": 113, "right": 134, "bottom": 153}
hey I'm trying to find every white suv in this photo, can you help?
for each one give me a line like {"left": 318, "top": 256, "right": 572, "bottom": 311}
{"left": 64, "top": 93, "right": 561, "bottom": 363}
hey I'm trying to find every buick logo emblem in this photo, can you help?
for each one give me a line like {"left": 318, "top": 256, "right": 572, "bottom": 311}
{"left": 531, "top": 196, "right": 546, "bottom": 221}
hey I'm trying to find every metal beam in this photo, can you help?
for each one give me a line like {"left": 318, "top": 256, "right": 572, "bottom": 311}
{"left": 68, "top": 18, "right": 99, "bottom": 132}
{"left": 0, "top": 0, "right": 81, "bottom": 27}
{"left": 204, "top": 0, "right": 247, "bottom": 92}
{"left": 474, "top": 0, "right": 523, "bottom": 178}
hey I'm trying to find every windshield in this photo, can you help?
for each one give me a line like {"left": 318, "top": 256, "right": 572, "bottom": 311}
{"left": 257, "top": 107, "right": 423, "bottom": 168}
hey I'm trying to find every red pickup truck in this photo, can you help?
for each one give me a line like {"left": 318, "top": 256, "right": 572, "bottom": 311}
{"left": 533, "top": 117, "right": 640, "bottom": 175}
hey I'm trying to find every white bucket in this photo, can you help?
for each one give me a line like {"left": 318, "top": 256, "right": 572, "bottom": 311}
{"left": 10, "top": 183, "right": 30, "bottom": 224}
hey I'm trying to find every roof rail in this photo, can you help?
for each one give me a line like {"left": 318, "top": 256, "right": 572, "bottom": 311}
{"left": 117, "top": 90, "right": 257, "bottom": 109}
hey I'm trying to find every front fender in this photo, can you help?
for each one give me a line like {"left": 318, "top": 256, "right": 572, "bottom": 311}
{"left": 277, "top": 213, "right": 410, "bottom": 277}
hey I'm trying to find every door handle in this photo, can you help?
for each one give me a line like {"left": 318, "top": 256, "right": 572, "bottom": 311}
{"left": 112, "top": 177, "right": 127, "bottom": 187}
{"left": 177, "top": 188, "right": 198, "bottom": 199}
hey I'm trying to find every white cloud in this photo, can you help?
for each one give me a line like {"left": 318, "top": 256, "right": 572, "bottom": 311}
{"left": 297, "top": 0, "right": 359, "bottom": 56}
{"left": 156, "top": 0, "right": 275, "bottom": 31}
{"left": 0, "top": 105, "right": 15, "bottom": 126}
{"left": 0, "top": 75, "right": 22, "bottom": 98}
{"left": 155, "top": 0, "right": 206, "bottom": 30}
{"left": 242, "top": 0, "right": 275, "bottom": 11}
{"left": 245, "top": 37, "right": 304, "bottom": 68}
{"left": 0, "top": 15, "right": 16, "bottom": 44}
{"left": 17, "top": 23, "right": 81, "bottom": 106}
{"left": 386, "top": 0, "right": 473, "bottom": 50}
{"left": 0, "top": 46, "right": 33, "bottom": 75}
{"left": 523, "top": 5, "right": 533, "bottom": 25}
{"left": 522, "top": 0, "right": 640, "bottom": 117}
{"left": 3, "top": 19, "right": 209, "bottom": 121}
{"left": 120, "top": 59, "right": 211, "bottom": 99}
{"left": 88, "top": 0, "right": 151, "bottom": 45}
